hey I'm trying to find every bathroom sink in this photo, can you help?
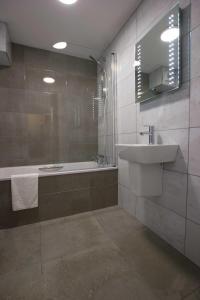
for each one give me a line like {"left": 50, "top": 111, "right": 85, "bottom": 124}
{"left": 116, "top": 144, "right": 178, "bottom": 196}
{"left": 116, "top": 144, "right": 178, "bottom": 164}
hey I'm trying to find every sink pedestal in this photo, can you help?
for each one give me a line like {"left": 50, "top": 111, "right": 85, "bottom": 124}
{"left": 129, "top": 163, "right": 162, "bottom": 196}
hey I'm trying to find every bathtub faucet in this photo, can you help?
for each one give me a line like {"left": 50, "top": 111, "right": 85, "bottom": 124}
{"left": 93, "top": 155, "right": 108, "bottom": 166}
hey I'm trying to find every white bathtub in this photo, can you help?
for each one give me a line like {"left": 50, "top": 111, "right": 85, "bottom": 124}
{"left": 0, "top": 161, "right": 117, "bottom": 181}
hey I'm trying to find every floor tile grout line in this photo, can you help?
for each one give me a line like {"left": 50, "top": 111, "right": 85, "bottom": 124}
{"left": 92, "top": 212, "right": 122, "bottom": 253}
{"left": 182, "top": 285, "right": 200, "bottom": 299}
{"left": 39, "top": 221, "right": 44, "bottom": 275}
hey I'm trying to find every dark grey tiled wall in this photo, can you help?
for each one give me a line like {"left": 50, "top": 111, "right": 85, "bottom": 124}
{"left": 0, "top": 44, "right": 98, "bottom": 167}
{"left": 0, "top": 169, "right": 118, "bottom": 228}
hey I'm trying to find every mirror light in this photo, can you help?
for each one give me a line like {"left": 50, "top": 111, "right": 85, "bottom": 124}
{"left": 58, "top": 0, "right": 78, "bottom": 4}
{"left": 160, "top": 27, "right": 179, "bottom": 42}
{"left": 43, "top": 77, "right": 55, "bottom": 84}
{"left": 134, "top": 60, "right": 141, "bottom": 67}
{"left": 53, "top": 42, "right": 67, "bottom": 49}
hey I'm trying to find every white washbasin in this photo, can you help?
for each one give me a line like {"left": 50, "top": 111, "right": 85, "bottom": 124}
{"left": 116, "top": 144, "right": 178, "bottom": 164}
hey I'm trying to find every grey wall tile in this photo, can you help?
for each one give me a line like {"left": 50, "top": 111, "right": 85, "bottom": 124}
{"left": 118, "top": 103, "right": 137, "bottom": 133}
{"left": 137, "top": 83, "right": 189, "bottom": 132}
{"left": 181, "top": 33, "right": 190, "bottom": 84}
{"left": 118, "top": 15, "right": 137, "bottom": 51}
{"left": 0, "top": 88, "right": 27, "bottom": 113}
{"left": 0, "top": 43, "right": 97, "bottom": 166}
{"left": 159, "top": 170, "right": 187, "bottom": 217}
{"left": 118, "top": 184, "right": 136, "bottom": 216}
{"left": 98, "top": 135, "right": 113, "bottom": 163}
{"left": 136, "top": 197, "right": 186, "bottom": 253}
{"left": 118, "top": 132, "right": 137, "bottom": 144}
{"left": 9, "top": 208, "right": 39, "bottom": 228}
{"left": 0, "top": 112, "right": 27, "bottom": 138}
{"left": 11, "top": 44, "right": 24, "bottom": 65}
{"left": 155, "top": 129, "right": 189, "bottom": 173}
{"left": 191, "top": 0, "right": 200, "bottom": 30}
{"left": 0, "top": 64, "right": 25, "bottom": 90}
{"left": 187, "top": 175, "right": 200, "bottom": 224}
{"left": 101, "top": 0, "right": 197, "bottom": 267}
{"left": 24, "top": 66, "right": 67, "bottom": 93}
{"left": 118, "top": 158, "right": 130, "bottom": 188}
{"left": 39, "top": 173, "right": 91, "bottom": 195}
{"left": 90, "top": 170, "right": 118, "bottom": 188}
{"left": 0, "top": 180, "right": 39, "bottom": 229}
{"left": 117, "top": 74, "right": 135, "bottom": 108}
{"left": 0, "top": 45, "right": 25, "bottom": 90}
{"left": 190, "top": 76, "right": 200, "bottom": 127}
{"left": 0, "top": 136, "right": 29, "bottom": 167}
{"left": 117, "top": 45, "right": 135, "bottom": 82}
{"left": 91, "top": 184, "right": 118, "bottom": 210}
{"left": 185, "top": 220, "right": 200, "bottom": 267}
{"left": 24, "top": 46, "right": 50, "bottom": 69}
{"left": 189, "top": 128, "right": 200, "bottom": 176}
{"left": 191, "top": 25, "right": 200, "bottom": 79}
{"left": 181, "top": 4, "right": 191, "bottom": 37}
{"left": 0, "top": 170, "right": 117, "bottom": 228}
{"left": 39, "top": 189, "right": 91, "bottom": 221}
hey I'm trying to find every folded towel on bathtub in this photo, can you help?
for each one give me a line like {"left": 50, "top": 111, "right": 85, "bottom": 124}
{"left": 11, "top": 173, "right": 38, "bottom": 211}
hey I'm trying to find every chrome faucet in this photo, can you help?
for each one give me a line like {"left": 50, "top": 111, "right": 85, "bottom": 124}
{"left": 92, "top": 154, "right": 108, "bottom": 166}
{"left": 139, "top": 125, "right": 154, "bottom": 144}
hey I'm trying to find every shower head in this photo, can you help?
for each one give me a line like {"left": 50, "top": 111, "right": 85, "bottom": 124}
{"left": 89, "top": 55, "right": 101, "bottom": 65}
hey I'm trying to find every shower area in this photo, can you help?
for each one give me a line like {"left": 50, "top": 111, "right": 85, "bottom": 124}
{"left": 0, "top": 43, "right": 118, "bottom": 227}
{"left": 91, "top": 53, "right": 117, "bottom": 168}
{"left": 0, "top": 44, "right": 117, "bottom": 170}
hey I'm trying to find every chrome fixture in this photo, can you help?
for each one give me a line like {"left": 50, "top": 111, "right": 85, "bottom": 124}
{"left": 89, "top": 55, "right": 101, "bottom": 65}
{"left": 39, "top": 165, "right": 64, "bottom": 172}
{"left": 140, "top": 125, "right": 154, "bottom": 144}
{"left": 92, "top": 155, "right": 108, "bottom": 167}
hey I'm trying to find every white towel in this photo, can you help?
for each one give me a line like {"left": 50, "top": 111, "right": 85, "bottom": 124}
{"left": 11, "top": 173, "right": 38, "bottom": 211}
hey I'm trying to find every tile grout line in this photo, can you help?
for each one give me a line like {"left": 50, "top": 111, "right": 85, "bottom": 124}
{"left": 39, "top": 221, "right": 44, "bottom": 275}
{"left": 119, "top": 182, "right": 187, "bottom": 220}
{"left": 182, "top": 285, "right": 200, "bottom": 300}
{"left": 40, "top": 184, "right": 118, "bottom": 196}
{"left": 184, "top": 19, "right": 192, "bottom": 254}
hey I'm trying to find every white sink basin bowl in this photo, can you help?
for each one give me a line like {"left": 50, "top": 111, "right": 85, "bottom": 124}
{"left": 116, "top": 144, "right": 178, "bottom": 197}
{"left": 116, "top": 144, "right": 178, "bottom": 164}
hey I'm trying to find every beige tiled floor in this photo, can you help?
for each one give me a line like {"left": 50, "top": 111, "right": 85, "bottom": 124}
{"left": 0, "top": 206, "right": 200, "bottom": 300}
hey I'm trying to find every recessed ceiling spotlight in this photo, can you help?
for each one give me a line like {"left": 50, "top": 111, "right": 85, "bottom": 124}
{"left": 160, "top": 27, "right": 179, "bottom": 42}
{"left": 43, "top": 77, "right": 55, "bottom": 84}
{"left": 58, "top": 0, "right": 78, "bottom": 4}
{"left": 53, "top": 42, "right": 67, "bottom": 49}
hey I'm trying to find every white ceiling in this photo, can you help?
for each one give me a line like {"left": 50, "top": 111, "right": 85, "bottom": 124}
{"left": 0, "top": 0, "right": 141, "bottom": 60}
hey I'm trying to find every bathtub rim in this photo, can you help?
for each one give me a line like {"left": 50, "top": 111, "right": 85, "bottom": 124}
{"left": 0, "top": 163, "right": 118, "bottom": 182}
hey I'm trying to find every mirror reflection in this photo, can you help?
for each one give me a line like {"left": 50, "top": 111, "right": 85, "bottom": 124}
{"left": 135, "top": 5, "right": 181, "bottom": 103}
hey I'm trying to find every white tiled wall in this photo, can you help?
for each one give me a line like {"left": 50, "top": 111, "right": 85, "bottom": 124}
{"left": 185, "top": 220, "right": 200, "bottom": 267}
{"left": 136, "top": 196, "right": 186, "bottom": 253}
{"left": 101, "top": 0, "right": 200, "bottom": 267}
{"left": 187, "top": 175, "right": 200, "bottom": 224}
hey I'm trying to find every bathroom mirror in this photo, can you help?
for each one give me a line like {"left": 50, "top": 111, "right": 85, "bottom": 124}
{"left": 135, "top": 5, "right": 181, "bottom": 103}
